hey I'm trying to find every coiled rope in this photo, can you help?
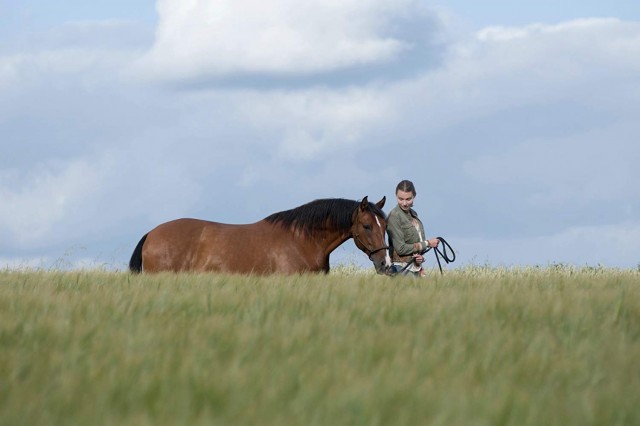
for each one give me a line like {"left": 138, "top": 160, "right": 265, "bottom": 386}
{"left": 395, "top": 237, "right": 456, "bottom": 275}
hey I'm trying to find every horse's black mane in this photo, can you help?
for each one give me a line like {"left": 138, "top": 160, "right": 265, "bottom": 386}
{"left": 265, "top": 198, "right": 386, "bottom": 235}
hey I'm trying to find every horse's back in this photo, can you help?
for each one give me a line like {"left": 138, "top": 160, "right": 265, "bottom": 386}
{"left": 143, "top": 218, "right": 254, "bottom": 272}
{"left": 140, "top": 217, "right": 326, "bottom": 274}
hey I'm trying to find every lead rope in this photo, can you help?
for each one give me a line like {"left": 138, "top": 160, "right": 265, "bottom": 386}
{"left": 396, "top": 237, "right": 456, "bottom": 275}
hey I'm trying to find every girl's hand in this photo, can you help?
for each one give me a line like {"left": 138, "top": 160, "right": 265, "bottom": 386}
{"left": 413, "top": 254, "right": 424, "bottom": 265}
{"left": 427, "top": 238, "right": 440, "bottom": 248}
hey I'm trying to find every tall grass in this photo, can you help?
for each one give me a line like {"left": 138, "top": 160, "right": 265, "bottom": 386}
{"left": 1, "top": 267, "right": 639, "bottom": 425}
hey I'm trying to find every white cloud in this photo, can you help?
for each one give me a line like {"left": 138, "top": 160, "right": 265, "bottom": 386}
{"left": 0, "top": 159, "right": 99, "bottom": 247}
{"left": 227, "top": 88, "right": 392, "bottom": 161}
{"left": 0, "top": 20, "right": 151, "bottom": 92}
{"left": 0, "top": 148, "right": 203, "bottom": 251}
{"left": 389, "top": 18, "right": 640, "bottom": 133}
{"left": 0, "top": 48, "right": 136, "bottom": 91}
{"left": 472, "top": 19, "right": 640, "bottom": 80}
{"left": 477, "top": 18, "right": 635, "bottom": 41}
{"left": 136, "top": 0, "right": 434, "bottom": 81}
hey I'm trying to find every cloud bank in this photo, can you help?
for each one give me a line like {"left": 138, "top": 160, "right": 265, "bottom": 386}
{"left": 1, "top": 2, "right": 639, "bottom": 269}
{"left": 136, "top": 0, "right": 441, "bottom": 84}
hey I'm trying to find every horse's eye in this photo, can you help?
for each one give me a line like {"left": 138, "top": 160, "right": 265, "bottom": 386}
{"left": 363, "top": 224, "right": 372, "bottom": 230}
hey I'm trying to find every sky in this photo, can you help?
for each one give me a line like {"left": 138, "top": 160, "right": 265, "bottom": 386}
{"left": 1, "top": 0, "right": 639, "bottom": 271}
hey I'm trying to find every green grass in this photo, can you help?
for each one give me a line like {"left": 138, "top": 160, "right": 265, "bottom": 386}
{"left": 1, "top": 267, "right": 639, "bottom": 425}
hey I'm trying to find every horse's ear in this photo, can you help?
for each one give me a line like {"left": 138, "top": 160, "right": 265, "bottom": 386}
{"left": 376, "top": 196, "right": 386, "bottom": 209}
{"left": 360, "top": 196, "right": 369, "bottom": 211}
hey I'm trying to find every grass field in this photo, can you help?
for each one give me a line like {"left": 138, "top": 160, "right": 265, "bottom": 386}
{"left": 1, "top": 266, "right": 639, "bottom": 425}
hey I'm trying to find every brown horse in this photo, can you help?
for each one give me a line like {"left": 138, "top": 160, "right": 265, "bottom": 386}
{"left": 129, "top": 196, "right": 390, "bottom": 274}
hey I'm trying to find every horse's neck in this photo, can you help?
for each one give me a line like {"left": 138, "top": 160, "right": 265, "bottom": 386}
{"left": 318, "top": 226, "right": 352, "bottom": 254}
{"left": 265, "top": 220, "right": 352, "bottom": 272}
{"left": 282, "top": 222, "right": 352, "bottom": 255}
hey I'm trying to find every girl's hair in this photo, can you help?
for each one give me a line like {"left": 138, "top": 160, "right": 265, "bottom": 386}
{"left": 396, "top": 179, "right": 416, "bottom": 196}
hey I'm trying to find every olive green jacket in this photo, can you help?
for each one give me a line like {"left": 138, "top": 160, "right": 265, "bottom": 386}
{"left": 387, "top": 204, "right": 428, "bottom": 261}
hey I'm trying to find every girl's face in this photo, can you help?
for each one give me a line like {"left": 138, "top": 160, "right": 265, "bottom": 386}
{"left": 396, "top": 190, "right": 415, "bottom": 211}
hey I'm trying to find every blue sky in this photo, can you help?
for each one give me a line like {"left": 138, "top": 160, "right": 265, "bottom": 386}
{"left": 1, "top": 1, "right": 639, "bottom": 270}
{"left": 442, "top": 0, "right": 640, "bottom": 27}
{"left": 3, "top": 1, "right": 639, "bottom": 31}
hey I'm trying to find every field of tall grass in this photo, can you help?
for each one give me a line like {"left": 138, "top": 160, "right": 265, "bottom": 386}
{"left": 1, "top": 266, "right": 639, "bottom": 425}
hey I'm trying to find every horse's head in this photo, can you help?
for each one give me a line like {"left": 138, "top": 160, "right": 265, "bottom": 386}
{"left": 352, "top": 196, "right": 391, "bottom": 275}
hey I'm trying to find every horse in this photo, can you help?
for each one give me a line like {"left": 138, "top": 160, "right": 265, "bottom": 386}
{"left": 129, "top": 196, "right": 391, "bottom": 274}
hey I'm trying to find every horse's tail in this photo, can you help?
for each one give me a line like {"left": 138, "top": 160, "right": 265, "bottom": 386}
{"left": 129, "top": 233, "right": 148, "bottom": 274}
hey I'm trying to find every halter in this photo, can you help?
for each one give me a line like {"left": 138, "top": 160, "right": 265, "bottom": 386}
{"left": 352, "top": 208, "right": 389, "bottom": 260}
